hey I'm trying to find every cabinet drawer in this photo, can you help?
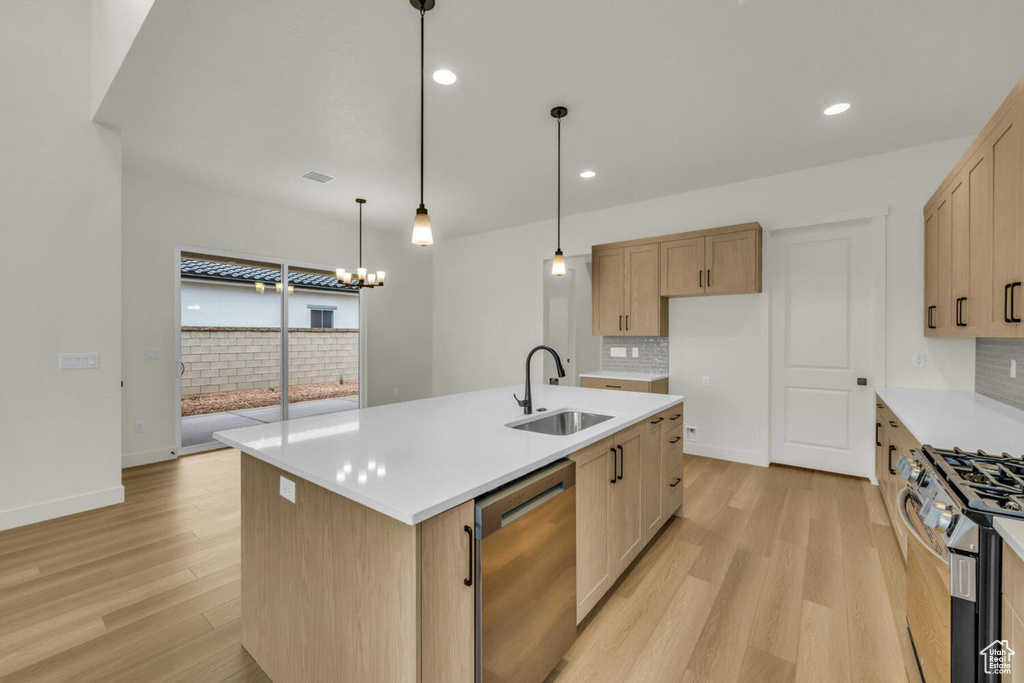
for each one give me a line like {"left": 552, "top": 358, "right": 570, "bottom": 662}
{"left": 664, "top": 424, "right": 684, "bottom": 474}
{"left": 875, "top": 397, "right": 921, "bottom": 453}
{"left": 665, "top": 466, "right": 683, "bottom": 515}
{"left": 580, "top": 377, "right": 651, "bottom": 393}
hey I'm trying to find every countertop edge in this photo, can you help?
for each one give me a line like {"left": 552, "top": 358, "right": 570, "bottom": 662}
{"left": 994, "top": 517, "right": 1024, "bottom": 563}
{"left": 215, "top": 395, "right": 686, "bottom": 526}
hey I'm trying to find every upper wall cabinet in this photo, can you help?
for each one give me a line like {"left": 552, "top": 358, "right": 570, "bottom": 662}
{"left": 592, "top": 223, "right": 762, "bottom": 336}
{"left": 924, "top": 76, "right": 1024, "bottom": 338}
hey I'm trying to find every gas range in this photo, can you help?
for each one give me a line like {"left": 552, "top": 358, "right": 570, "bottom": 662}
{"left": 896, "top": 444, "right": 1024, "bottom": 683}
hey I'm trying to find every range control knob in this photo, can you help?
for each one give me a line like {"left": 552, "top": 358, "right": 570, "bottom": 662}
{"left": 923, "top": 501, "right": 954, "bottom": 532}
{"left": 896, "top": 456, "right": 912, "bottom": 479}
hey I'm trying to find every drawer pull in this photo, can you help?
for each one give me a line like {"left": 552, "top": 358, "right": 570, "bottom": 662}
{"left": 650, "top": 417, "right": 664, "bottom": 424}
{"left": 669, "top": 436, "right": 681, "bottom": 444}
{"left": 605, "top": 384, "right": 622, "bottom": 389}
{"left": 669, "top": 477, "right": 681, "bottom": 488}
{"left": 669, "top": 413, "right": 681, "bottom": 421}
{"left": 889, "top": 420, "right": 898, "bottom": 429}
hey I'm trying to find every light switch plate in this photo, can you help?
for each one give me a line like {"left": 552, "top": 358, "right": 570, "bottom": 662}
{"left": 280, "top": 476, "right": 296, "bottom": 503}
{"left": 610, "top": 347, "right": 627, "bottom": 358}
{"left": 59, "top": 352, "right": 100, "bottom": 370}
{"left": 1012, "top": 359, "right": 1018, "bottom": 379}
{"left": 631, "top": 347, "right": 639, "bottom": 358}
{"left": 701, "top": 376, "right": 710, "bottom": 387}
{"left": 145, "top": 348, "right": 161, "bottom": 360}
{"left": 134, "top": 421, "right": 145, "bottom": 434}
{"left": 913, "top": 352, "right": 925, "bottom": 368}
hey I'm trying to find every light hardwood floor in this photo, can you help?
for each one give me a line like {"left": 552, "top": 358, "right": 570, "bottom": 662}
{"left": 0, "top": 450, "right": 921, "bottom": 683}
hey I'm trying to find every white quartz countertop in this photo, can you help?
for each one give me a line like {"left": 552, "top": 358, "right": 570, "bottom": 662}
{"left": 214, "top": 384, "right": 684, "bottom": 525}
{"left": 875, "top": 388, "right": 1024, "bottom": 455}
{"left": 579, "top": 371, "right": 669, "bottom": 382}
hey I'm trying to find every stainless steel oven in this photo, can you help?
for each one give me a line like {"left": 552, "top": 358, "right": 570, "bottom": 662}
{"left": 897, "top": 448, "right": 1002, "bottom": 683}
{"left": 474, "top": 459, "right": 576, "bottom": 683}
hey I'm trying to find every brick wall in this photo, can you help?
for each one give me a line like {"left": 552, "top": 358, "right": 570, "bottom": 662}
{"left": 181, "top": 327, "right": 358, "bottom": 396}
{"left": 976, "top": 338, "right": 1024, "bottom": 411}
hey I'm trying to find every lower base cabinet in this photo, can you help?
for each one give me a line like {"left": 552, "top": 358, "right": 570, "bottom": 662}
{"left": 571, "top": 405, "right": 684, "bottom": 623}
{"left": 1003, "top": 542, "right": 1024, "bottom": 683}
{"left": 875, "top": 396, "right": 918, "bottom": 560}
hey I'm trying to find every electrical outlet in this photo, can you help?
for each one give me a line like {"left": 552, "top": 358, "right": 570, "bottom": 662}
{"left": 134, "top": 420, "right": 145, "bottom": 434}
{"left": 913, "top": 352, "right": 925, "bottom": 368}
{"left": 279, "top": 476, "right": 296, "bottom": 503}
{"left": 1012, "top": 359, "right": 1018, "bottom": 379}
{"left": 684, "top": 426, "right": 697, "bottom": 442}
{"left": 58, "top": 352, "right": 100, "bottom": 370}
{"left": 610, "top": 347, "right": 627, "bottom": 358}
{"left": 701, "top": 376, "right": 710, "bottom": 388}
{"left": 632, "top": 347, "right": 639, "bottom": 358}
{"left": 393, "top": 388, "right": 399, "bottom": 398}
{"left": 145, "top": 348, "right": 161, "bottom": 360}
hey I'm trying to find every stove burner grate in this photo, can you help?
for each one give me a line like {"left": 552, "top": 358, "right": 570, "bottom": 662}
{"left": 923, "top": 446, "right": 1024, "bottom": 520}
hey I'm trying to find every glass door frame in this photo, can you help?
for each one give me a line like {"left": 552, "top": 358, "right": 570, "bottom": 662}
{"left": 173, "top": 245, "right": 367, "bottom": 455}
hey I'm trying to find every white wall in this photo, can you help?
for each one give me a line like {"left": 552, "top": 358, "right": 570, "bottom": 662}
{"left": 91, "top": 0, "right": 155, "bottom": 115}
{"left": 180, "top": 280, "right": 360, "bottom": 329}
{"left": 122, "top": 170, "right": 432, "bottom": 466}
{"left": 0, "top": 1, "right": 124, "bottom": 530}
{"left": 433, "top": 137, "right": 977, "bottom": 466}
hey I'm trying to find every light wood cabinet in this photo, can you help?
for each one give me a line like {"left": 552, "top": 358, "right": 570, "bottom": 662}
{"left": 592, "top": 223, "right": 761, "bottom": 336}
{"left": 1003, "top": 542, "right": 1024, "bottom": 683}
{"left": 593, "top": 248, "right": 626, "bottom": 336}
{"left": 924, "top": 76, "right": 1024, "bottom": 338}
{"left": 609, "top": 424, "right": 644, "bottom": 576}
{"left": 705, "top": 229, "right": 761, "bottom": 295}
{"left": 571, "top": 406, "right": 683, "bottom": 623}
{"left": 571, "top": 437, "right": 615, "bottom": 622}
{"left": 660, "top": 236, "right": 705, "bottom": 296}
{"left": 874, "top": 395, "right": 919, "bottom": 560}
{"left": 592, "top": 244, "right": 667, "bottom": 336}
{"left": 580, "top": 376, "right": 668, "bottom": 394}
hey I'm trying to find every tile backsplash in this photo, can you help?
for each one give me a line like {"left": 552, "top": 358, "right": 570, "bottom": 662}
{"left": 601, "top": 336, "right": 669, "bottom": 375}
{"left": 976, "top": 338, "right": 1024, "bottom": 411}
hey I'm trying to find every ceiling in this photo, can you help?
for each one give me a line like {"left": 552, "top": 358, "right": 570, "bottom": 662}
{"left": 98, "top": 0, "right": 1024, "bottom": 240}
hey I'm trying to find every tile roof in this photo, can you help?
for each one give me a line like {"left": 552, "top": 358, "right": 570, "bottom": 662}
{"left": 180, "top": 259, "right": 358, "bottom": 293}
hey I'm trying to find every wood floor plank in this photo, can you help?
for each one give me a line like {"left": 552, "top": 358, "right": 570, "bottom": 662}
{"left": 795, "top": 600, "right": 851, "bottom": 683}
{"left": 747, "top": 540, "right": 807, "bottom": 663}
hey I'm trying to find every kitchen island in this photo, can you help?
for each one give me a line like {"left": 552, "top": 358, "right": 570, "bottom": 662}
{"left": 215, "top": 384, "right": 685, "bottom": 683}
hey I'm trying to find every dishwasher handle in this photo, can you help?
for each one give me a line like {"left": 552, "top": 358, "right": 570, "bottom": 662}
{"left": 477, "top": 460, "right": 576, "bottom": 538}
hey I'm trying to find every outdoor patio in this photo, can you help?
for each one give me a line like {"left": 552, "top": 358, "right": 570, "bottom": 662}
{"left": 181, "top": 395, "right": 359, "bottom": 448}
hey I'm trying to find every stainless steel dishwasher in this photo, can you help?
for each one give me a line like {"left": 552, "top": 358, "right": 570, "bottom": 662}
{"left": 474, "top": 459, "right": 576, "bottom": 683}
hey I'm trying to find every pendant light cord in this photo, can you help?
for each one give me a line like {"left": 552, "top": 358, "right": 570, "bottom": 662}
{"left": 557, "top": 116, "right": 561, "bottom": 250}
{"left": 419, "top": 2, "right": 426, "bottom": 208}
{"left": 358, "top": 201, "right": 363, "bottom": 268}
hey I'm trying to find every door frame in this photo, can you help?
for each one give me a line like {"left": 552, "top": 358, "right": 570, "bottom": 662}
{"left": 761, "top": 207, "right": 888, "bottom": 480}
{"left": 173, "top": 244, "right": 368, "bottom": 456}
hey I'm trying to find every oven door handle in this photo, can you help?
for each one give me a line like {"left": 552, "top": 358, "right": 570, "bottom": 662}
{"left": 897, "top": 487, "right": 949, "bottom": 564}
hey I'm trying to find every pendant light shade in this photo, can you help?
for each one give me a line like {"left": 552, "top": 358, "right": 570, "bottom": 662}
{"left": 551, "top": 106, "right": 568, "bottom": 276}
{"left": 411, "top": 0, "right": 435, "bottom": 246}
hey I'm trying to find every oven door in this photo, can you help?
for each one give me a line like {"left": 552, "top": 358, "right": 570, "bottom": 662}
{"left": 899, "top": 487, "right": 952, "bottom": 683}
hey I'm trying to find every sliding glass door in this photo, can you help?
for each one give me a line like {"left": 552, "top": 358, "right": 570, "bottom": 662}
{"left": 176, "top": 251, "right": 360, "bottom": 453}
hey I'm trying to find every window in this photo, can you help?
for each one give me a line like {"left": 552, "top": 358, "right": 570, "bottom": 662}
{"left": 310, "top": 308, "right": 334, "bottom": 329}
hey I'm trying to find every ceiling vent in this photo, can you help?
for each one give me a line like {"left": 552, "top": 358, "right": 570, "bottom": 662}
{"left": 301, "top": 170, "right": 335, "bottom": 184}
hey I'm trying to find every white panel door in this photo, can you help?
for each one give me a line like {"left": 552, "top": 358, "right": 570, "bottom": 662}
{"left": 770, "top": 223, "right": 877, "bottom": 477}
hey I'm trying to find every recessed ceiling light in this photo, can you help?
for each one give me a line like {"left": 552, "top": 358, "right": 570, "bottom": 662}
{"left": 432, "top": 69, "right": 457, "bottom": 85}
{"left": 823, "top": 102, "right": 851, "bottom": 116}
{"left": 580, "top": 170, "right": 596, "bottom": 179}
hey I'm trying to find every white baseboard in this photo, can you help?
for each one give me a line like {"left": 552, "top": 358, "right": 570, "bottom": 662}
{"left": 122, "top": 448, "right": 177, "bottom": 468}
{"left": 0, "top": 485, "right": 125, "bottom": 532}
{"left": 686, "top": 442, "right": 767, "bottom": 467}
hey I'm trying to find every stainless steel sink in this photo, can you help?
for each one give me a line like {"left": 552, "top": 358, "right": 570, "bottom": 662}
{"left": 507, "top": 409, "right": 614, "bottom": 436}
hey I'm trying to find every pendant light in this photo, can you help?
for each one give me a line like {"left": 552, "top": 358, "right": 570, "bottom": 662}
{"left": 337, "top": 199, "right": 385, "bottom": 289}
{"left": 410, "top": 0, "right": 434, "bottom": 246}
{"left": 551, "top": 106, "right": 568, "bottom": 276}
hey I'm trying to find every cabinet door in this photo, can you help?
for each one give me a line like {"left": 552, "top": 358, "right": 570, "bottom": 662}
{"left": 609, "top": 425, "right": 644, "bottom": 577}
{"left": 421, "top": 500, "right": 476, "bottom": 683}
{"left": 965, "top": 149, "right": 994, "bottom": 335}
{"left": 571, "top": 438, "right": 615, "bottom": 623}
{"left": 874, "top": 412, "right": 886, "bottom": 487}
{"left": 640, "top": 415, "right": 665, "bottom": 544}
{"left": 990, "top": 101, "right": 1024, "bottom": 336}
{"left": 660, "top": 236, "right": 705, "bottom": 297}
{"left": 623, "top": 244, "right": 664, "bottom": 335}
{"left": 924, "top": 208, "right": 939, "bottom": 335}
{"left": 936, "top": 193, "right": 954, "bottom": 333}
{"left": 593, "top": 248, "right": 625, "bottom": 336}
{"left": 950, "top": 173, "right": 971, "bottom": 335}
{"left": 705, "top": 229, "right": 761, "bottom": 295}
